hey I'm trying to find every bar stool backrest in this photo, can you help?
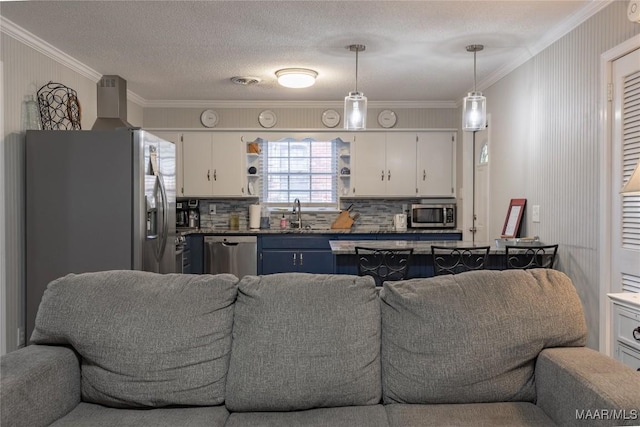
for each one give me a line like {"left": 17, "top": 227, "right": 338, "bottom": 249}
{"left": 355, "top": 247, "right": 414, "bottom": 286}
{"left": 505, "top": 244, "right": 558, "bottom": 269}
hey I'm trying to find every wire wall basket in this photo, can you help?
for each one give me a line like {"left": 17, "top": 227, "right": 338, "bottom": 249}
{"left": 37, "top": 81, "right": 82, "bottom": 130}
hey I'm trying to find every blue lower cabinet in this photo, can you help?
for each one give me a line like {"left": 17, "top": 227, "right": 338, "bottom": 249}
{"left": 186, "top": 234, "right": 204, "bottom": 274}
{"left": 259, "top": 235, "right": 334, "bottom": 275}
{"left": 262, "top": 250, "right": 334, "bottom": 274}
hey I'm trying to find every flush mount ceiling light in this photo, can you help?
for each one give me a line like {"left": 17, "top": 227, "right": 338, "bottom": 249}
{"left": 276, "top": 68, "right": 318, "bottom": 88}
{"left": 462, "top": 44, "right": 487, "bottom": 131}
{"left": 344, "top": 44, "right": 367, "bottom": 131}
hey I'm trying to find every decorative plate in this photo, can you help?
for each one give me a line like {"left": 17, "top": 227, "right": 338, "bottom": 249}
{"left": 321, "top": 109, "right": 340, "bottom": 128}
{"left": 200, "top": 109, "right": 219, "bottom": 128}
{"left": 377, "top": 109, "right": 397, "bottom": 128}
{"left": 258, "top": 110, "right": 277, "bottom": 128}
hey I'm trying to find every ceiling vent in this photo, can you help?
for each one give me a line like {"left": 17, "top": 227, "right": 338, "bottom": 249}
{"left": 230, "top": 76, "right": 262, "bottom": 86}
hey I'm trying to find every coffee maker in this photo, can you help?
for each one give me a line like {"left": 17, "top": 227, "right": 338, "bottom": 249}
{"left": 187, "top": 199, "right": 200, "bottom": 229}
{"left": 176, "top": 201, "right": 189, "bottom": 228}
{"left": 176, "top": 200, "right": 200, "bottom": 229}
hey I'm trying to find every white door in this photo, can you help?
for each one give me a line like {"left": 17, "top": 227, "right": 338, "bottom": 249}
{"left": 212, "top": 132, "right": 245, "bottom": 197}
{"left": 611, "top": 47, "right": 640, "bottom": 294}
{"left": 474, "top": 127, "right": 490, "bottom": 242}
{"left": 386, "top": 133, "right": 417, "bottom": 196}
{"left": 182, "top": 132, "right": 213, "bottom": 197}
{"left": 416, "top": 132, "right": 455, "bottom": 197}
{"left": 352, "top": 132, "right": 386, "bottom": 196}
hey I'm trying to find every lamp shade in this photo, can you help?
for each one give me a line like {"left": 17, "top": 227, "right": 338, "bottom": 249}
{"left": 344, "top": 91, "right": 367, "bottom": 130}
{"left": 622, "top": 160, "right": 640, "bottom": 194}
{"left": 275, "top": 68, "right": 317, "bottom": 88}
{"left": 462, "top": 91, "right": 487, "bottom": 131}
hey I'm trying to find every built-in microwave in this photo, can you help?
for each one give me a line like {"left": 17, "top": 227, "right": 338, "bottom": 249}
{"left": 410, "top": 204, "right": 456, "bottom": 228}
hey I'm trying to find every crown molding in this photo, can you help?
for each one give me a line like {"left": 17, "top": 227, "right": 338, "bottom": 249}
{"left": 3, "top": 0, "right": 613, "bottom": 109}
{"left": 1, "top": 16, "right": 101, "bottom": 82}
{"left": 141, "top": 99, "right": 458, "bottom": 109}
{"left": 475, "top": 0, "right": 614, "bottom": 92}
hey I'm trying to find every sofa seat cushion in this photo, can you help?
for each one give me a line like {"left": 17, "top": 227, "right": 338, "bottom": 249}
{"left": 385, "top": 403, "right": 556, "bottom": 426}
{"left": 225, "top": 273, "right": 381, "bottom": 412}
{"left": 31, "top": 271, "right": 238, "bottom": 408}
{"left": 380, "top": 269, "right": 586, "bottom": 404}
{"left": 225, "top": 405, "right": 389, "bottom": 427}
{"left": 49, "top": 403, "right": 229, "bottom": 427}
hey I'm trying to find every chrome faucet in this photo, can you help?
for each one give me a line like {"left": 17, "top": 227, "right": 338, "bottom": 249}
{"left": 292, "top": 198, "right": 302, "bottom": 229}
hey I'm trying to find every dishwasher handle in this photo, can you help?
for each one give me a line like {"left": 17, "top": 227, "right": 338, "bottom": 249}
{"left": 222, "top": 242, "right": 239, "bottom": 247}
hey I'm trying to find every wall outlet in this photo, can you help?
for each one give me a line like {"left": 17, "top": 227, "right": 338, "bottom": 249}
{"left": 209, "top": 204, "right": 216, "bottom": 215}
{"left": 532, "top": 205, "right": 540, "bottom": 223}
{"left": 17, "top": 327, "right": 25, "bottom": 347}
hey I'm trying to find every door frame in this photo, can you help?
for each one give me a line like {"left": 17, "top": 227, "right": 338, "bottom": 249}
{"left": 598, "top": 34, "right": 640, "bottom": 355}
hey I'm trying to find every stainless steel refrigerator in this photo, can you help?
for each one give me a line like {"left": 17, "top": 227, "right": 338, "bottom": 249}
{"left": 25, "top": 129, "right": 176, "bottom": 339}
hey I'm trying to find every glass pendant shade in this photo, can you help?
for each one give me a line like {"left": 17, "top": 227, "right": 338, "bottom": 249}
{"left": 344, "top": 91, "right": 367, "bottom": 130}
{"left": 462, "top": 91, "right": 487, "bottom": 131}
{"left": 622, "top": 161, "right": 640, "bottom": 194}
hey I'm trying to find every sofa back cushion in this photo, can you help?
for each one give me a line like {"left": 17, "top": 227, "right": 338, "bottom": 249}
{"left": 31, "top": 270, "right": 238, "bottom": 408}
{"left": 225, "top": 273, "right": 381, "bottom": 412}
{"left": 380, "top": 269, "right": 587, "bottom": 404}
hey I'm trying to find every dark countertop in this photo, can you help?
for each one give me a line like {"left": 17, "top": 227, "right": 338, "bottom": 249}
{"left": 329, "top": 239, "right": 548, "bottom": 255}
{"left": 178, "top": 226, "right": 463, "bottom": 236}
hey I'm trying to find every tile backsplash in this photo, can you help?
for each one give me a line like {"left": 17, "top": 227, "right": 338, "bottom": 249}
{"left": 190, "top": 198, "right": 445, "bottom": 230}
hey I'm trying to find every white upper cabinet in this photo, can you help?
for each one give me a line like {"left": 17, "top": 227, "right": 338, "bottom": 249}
{"left": 351, "top": 132, "right": 416, "bottom": 197}
{"left": 181, "top": 132, "right": 245, "bottom": 197}
{"left": 416, "top": 132, "right": 456, "bottom": 197}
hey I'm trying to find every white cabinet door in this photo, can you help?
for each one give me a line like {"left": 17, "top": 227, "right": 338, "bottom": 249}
{"left": 152, "top": 131, "right": 183, "bottom": 197}
{"left": 182, "top": 133, "right": 214, "bottom": 197}
{"left": 352, "top": 132, "right": 387, "bottom": 196}
{"left": 416, "top": 132, "right": 455, "bottom": 197}
{"left": 386, "top": 133, "right": 417, "bottom": 196}
{"left": 211, "top": 132, "right": 245, "bottom": 196}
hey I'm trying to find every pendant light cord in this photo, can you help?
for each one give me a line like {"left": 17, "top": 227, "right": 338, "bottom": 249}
{"left": 355, "top": 48, "right": 359, "bottom": 93}
{"left": 473, "top": 50, "right": 477, "bottom": 92}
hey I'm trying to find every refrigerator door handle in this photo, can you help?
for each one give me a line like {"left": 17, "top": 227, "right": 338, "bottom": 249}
{"left": 156, "top": 172, "right": 169, "bottom": 260}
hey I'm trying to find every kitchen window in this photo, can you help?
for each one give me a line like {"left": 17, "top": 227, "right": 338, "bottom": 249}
{"left": 262, "top": 137, "right": 338, "bottom": 208}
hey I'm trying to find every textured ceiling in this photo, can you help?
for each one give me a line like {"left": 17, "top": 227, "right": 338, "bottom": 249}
{"left": 0, "top": 0, "right": 609, "bottom": 104}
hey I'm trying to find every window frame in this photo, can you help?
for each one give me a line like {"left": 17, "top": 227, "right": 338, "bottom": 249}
{"left": 260, "top": 136, "right": 339, "bottom": 209}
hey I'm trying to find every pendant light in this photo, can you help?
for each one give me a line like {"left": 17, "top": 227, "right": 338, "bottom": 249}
{"left": 462, "top": 44, "right": 487, "bottom": 131}
{"left": 344, "top": 44, "right": 367, "bottom": 130}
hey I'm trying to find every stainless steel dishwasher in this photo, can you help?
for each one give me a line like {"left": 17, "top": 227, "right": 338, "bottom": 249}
{"left": 204, "top": 236, "right": 257, "bottom": 277}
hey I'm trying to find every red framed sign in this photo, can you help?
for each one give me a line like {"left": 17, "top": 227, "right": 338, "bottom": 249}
{"left": 501, "top": 198, "right": 527, "bottom": 238}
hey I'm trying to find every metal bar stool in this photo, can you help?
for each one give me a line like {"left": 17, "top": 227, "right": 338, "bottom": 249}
{"left": 505, "top": 244, "right": 558, "bottom": 269}
{"left": 431, "top": 245, "right": 491, "bottom": 275}
{"left": 354, "top": 247, "right": 414, "bottom": 286}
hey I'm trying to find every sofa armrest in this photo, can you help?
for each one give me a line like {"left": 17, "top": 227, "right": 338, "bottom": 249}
{"left": 536, "top": 347, "right": 640, "bottom": 426}
{"left": 1, "top": 345, "right": 81, "bottom": 427}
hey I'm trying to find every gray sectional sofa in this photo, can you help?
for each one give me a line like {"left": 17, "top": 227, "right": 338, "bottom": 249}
{"left": 2, "top": 269, "right": 639, "bottom": 427}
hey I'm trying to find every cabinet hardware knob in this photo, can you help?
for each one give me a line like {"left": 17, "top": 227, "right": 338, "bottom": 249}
{"left": 381, "top": 170, "right": 384, "bottom": 181}
{"left": 214, "top": 169, "right": 217, "bottom": 181}
{"left": 423, "top": 170, "right": 426, "bottom": 181}
{"left": 388, "top": 170, "right": 391, "bottom": 180}
{"left": 633, "top": 327, "right": 640, "bottom": 341}
{"left": 207, "top": 170, "right": 211, "bottom": 181}
{"left": 293, "top": 253, "right": 297, "bottom": 266}
{"left": 300, "top": 253, "right": 303, "bottom": 265}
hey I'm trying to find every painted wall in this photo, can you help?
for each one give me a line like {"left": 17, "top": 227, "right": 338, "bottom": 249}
{"left": 2, "top": 1, "right": 637, "bottom": 354}
{"left": 483, "top": 1, "right": 640, "bottom": 348}
{"left": 0, "top": 31, "right": 144, "bottom": 354}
